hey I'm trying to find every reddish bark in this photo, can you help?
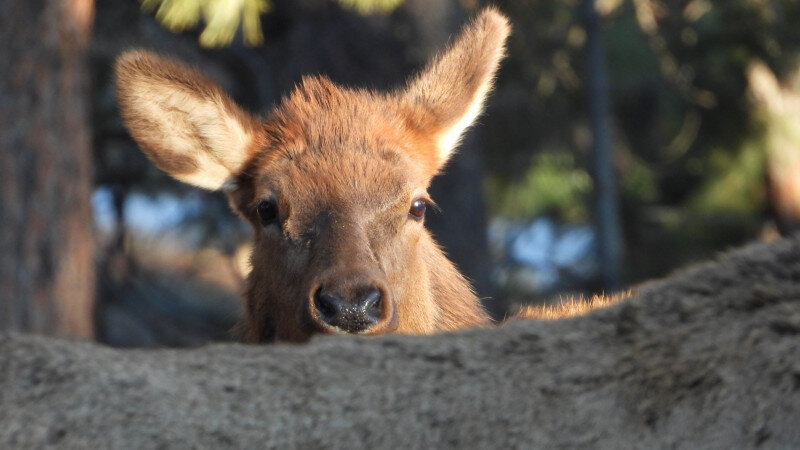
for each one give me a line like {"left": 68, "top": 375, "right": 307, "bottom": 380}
{"left": 0, "top": 0, "right": 95, "bottom": 337}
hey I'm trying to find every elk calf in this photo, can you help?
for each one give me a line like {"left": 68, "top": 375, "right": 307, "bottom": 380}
{"left": 115, "top": 8, "right": 510, "bottom": 342}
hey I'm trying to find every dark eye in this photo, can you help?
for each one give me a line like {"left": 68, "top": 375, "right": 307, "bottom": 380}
{"left": 409, "top": 199, "right": 427, "bottom": 220}
{"left": 256, "top": 199, "right": 278, "bottom": 225}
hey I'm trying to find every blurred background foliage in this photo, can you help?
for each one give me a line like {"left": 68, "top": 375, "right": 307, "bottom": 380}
{"left": 483, "top": 0, "right": 800, "bottom": 288}
{"left": 141, "top": 0, "right": 403, "bottom": 47}
{"left": 141, "top": 0, "right": 272, "bottom": 47}
{"left": 489, "top": 0, "right": 800, "bottom": 216}
{"left": 81, "top": 0, "right": 800, "bottom": 345}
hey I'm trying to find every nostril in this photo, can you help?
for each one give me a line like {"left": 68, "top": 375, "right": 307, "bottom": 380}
{"left": 312, "top": 285, "right": 386, "bottom": 333}
{"left": 314, "top": 291, "right": 341, "bottom": 322}
{"left": 360, "top": 289, "right": 382, "bottom": 320}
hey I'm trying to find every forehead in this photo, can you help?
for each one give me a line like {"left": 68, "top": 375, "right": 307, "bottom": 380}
{"left": 248, "top": 77, "right": 430, "bottom": 208}
{"left": 258, "top": 147, "right": 418, "bottom": 211}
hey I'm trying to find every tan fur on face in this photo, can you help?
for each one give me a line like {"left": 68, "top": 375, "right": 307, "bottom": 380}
{"left": 115, "top": 8, "right": 511, "bottom": 343}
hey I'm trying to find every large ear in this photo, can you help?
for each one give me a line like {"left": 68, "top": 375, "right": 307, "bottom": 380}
{"left": 115, "top": 50, "right": 259, "bottom": 190}
{"left": 401, "top": 7, "right": 510, "bottom": 170}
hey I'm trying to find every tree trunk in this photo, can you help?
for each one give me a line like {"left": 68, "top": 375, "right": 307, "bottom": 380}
{"left": 583, "top": 0, "right": 624, "bottom": 290}
{"left": 0, "top": 0, "right": 95, "bottom": 337}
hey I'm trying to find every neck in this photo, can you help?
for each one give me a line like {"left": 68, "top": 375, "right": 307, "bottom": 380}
{"left": 423, "top": 233, "right": 492, "bottom": 331}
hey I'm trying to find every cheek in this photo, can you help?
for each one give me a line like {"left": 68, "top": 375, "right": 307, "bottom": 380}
{"left": 376, "top": 224, "right": 424, "bottom": 286}
{"left": 249, "top": 233, "right": 309, "bottom": 297}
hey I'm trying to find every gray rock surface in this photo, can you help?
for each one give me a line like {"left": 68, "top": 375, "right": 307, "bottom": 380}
{"left": 2, "top": 236, "right": 800, "bottom": 449}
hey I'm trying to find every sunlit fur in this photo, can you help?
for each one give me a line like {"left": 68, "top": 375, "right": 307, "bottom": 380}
{"left": 116, "top": 8, "right": 511, "bottom": 342}
{"left": 513, "top": 291, "right": 632, "bottom": 321}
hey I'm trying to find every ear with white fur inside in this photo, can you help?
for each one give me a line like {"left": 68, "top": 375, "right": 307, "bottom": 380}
{"left": 115, "top": 50, "right": 259, "bottom": 190}
{"left": 402, "top": 7, "right": 510, "bottom": 170}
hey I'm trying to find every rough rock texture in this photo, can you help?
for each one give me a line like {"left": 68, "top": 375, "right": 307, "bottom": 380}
{"left": 2, "top": 236, "right": 800, "bottom": 448}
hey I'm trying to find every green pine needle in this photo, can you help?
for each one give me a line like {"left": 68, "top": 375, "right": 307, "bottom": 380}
{"left": 141, "top": 0, "right": 403, "bottom": 48}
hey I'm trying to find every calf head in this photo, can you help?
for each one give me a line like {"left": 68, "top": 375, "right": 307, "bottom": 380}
{"left": 115, "top": 8, "right": 510, "bottom": 342}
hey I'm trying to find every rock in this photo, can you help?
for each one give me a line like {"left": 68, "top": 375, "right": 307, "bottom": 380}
{"left": 2, "top": 235, "right": 799, "bottom": 448}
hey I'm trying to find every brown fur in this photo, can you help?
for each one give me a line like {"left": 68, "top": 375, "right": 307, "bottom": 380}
{"left": 116, "top": 9, "right": 516, "bottom": 342}
{"left": 512, "top": 291, "right": 631, "bottom": 321}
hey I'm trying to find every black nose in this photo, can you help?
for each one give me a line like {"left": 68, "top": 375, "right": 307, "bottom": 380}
{"left": 313, "top": 288, "right": 383, "bottom": 333}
